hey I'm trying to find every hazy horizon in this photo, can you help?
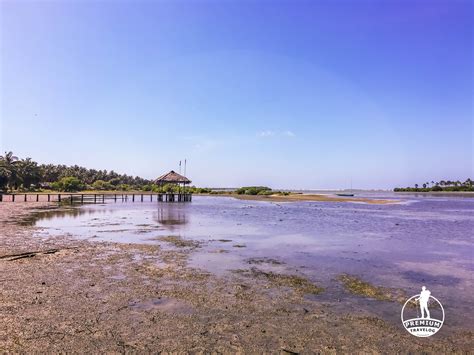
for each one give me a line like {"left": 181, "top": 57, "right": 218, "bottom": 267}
{"left": 1, "top": 0, "right": 472, "bottom": 189}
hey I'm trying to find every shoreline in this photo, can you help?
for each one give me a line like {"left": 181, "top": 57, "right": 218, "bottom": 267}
{"left": 220, "top": 193, "right": 398, "bottom": 205}
{"left": 394, "top": 191, "right": 474, "bottom": 196}
{"left": 1, "top": 203, "right": 471, "bottom": 351}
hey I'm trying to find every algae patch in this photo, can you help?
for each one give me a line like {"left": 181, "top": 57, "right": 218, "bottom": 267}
{"left": 246, "top": 257, "right": 284, "bottom": 265}
{"left": 337, "top": 274, "right": 406, "bottom": 303}
{"left": 234, "top": 268, "right": 323, "bottom": 295}
{"left": 158, "top": 235, "right": 201, "bottom": 248}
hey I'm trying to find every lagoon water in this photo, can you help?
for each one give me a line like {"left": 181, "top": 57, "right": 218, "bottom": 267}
{"left": 33, "top": 194, "right": 473, "bottom": 331}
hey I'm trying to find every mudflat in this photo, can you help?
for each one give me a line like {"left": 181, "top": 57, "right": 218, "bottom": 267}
{"left": 0, "top": 203, "right": 471, "bottom": 352}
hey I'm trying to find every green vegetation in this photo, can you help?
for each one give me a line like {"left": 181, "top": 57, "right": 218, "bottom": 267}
{"left": 394, "top": 179, "right": 473, "bottom": 192}
{"left": 235, "top": 186, "right": 290, "bottom": 196}
{"left": 236, "top": 186, "right": 272, "bottom": 195}
{"left": 51, "top": 177, "right": 85, "bottom": 192}
{"left": 0, "top": 151, "right": 294, "bottom": 196}
{"left": 92, "top": 180, "right": 114, "bottom": 191}
{"left": 0, "top": 151, "right": 152, "bottom": 192}
{"left": 0, "top": 151, "right": 213, "bottom": 193}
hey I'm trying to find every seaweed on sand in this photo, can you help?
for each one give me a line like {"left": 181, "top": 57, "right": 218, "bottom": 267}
{"left": 233, "top": 267, "right": 324, "bottom": 295}
{"left": 158, "top": 235, "right": 201, "bottom": 248}
{"left": 337, "top": 274, "right": 407, "bottom": 303}
{"left": 246, "top": 257, "right": 284, "bottom": 265}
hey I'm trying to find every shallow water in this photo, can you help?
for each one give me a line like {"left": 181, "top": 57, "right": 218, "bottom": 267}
{"left": 33, "top": 194, "right": 474, "bottom": 330}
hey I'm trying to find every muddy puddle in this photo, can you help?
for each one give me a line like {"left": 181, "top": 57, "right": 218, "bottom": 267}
{"left": 128, "top": 297, "right": 194, "bottom": 315}
{"left": 29, "top": 195, "right": 474, "bottom": 331}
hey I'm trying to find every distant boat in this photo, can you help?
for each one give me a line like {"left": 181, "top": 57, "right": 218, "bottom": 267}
{"left": 337, "top": 179, "right": 354, "bottom": 197}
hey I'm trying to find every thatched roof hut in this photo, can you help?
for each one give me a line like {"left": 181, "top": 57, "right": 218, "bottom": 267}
{"left": 154, "top": 170, "right": 191, "bottom": 185}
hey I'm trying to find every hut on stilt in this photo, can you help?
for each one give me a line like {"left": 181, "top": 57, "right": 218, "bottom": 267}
{"left": 154, "top": 171, "right": 192, "bottom": 201}
{"left": 154, "top": 170, "right": 191, "bottom": 186}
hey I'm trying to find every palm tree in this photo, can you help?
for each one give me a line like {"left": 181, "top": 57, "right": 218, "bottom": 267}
{"left": 18, "top": 158, "right": 41, "bottom": 189}
{"left": 0, "top": 151, "right": 21, "bottom": 191}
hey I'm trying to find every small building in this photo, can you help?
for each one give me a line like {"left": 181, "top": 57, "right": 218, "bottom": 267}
{"left": 153, "top": 170, "right": 192, "bottom": 202}
{"left": 154, "top": 170, "right": 191, "bottom": 186}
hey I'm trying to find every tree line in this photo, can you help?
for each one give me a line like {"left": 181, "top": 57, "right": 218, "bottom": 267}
{"left": 394, "top": 179, "right": 473, "bottom": 192}
{"left": 0, "top": 151, "right": 169, "bottom": 192}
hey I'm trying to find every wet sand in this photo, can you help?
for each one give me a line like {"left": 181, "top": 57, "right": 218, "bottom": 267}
{"left": 0, "top": 203, "right": 471, "bottom": 352}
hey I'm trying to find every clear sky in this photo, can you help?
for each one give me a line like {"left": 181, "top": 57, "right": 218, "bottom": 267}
{"left": 1, "top": 0, "right": 472, "bottom": 189}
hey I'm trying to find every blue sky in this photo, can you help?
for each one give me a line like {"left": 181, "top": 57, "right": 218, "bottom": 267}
{"left": 1, "top": 0, "right": 472, "bottom": 189}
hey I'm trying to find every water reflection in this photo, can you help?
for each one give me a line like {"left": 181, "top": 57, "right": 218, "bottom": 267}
{"left": 154, "top": 204, "right": 188, "bottom": 231}
{"left": 18, "top": 207, "right": 99, "bottom": 225}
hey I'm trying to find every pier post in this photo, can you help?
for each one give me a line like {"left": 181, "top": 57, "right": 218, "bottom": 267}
{"left": 12, "top": 194, "right": 15, "bottom": 202}
{"left": 24, "top": 194, "right": 27, "bottom": 202}
{"left": 48, "top": 194, "right": 50, "bottom": 202}
{"left": 132, "top": 194, "right": 135, "bottom": 202}
{"left": 102, "top": 194, "right": 105, "bottom": 203}
{"left": 81, "top": 194, "right": 84, "bottom": 204}
{"left": 141, "top": 194, "right": 143, "bottom": 202}
{"left": 36, "top": 194, "right": 39, "bottom": 202}
{"left": 114, "top": 194, "right": 117, "bottom": 202}
{"left": 70, "top": 194, "right": 73, "bottom": 204}
{"left": 94, "top": 194, "right": 97, "bottom": 203}
{"left": 58, "top": 194, "right": 61, "bottom": 202}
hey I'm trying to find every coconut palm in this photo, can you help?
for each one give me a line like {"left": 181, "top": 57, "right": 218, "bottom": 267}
{"left": 18, "top": 158, "right": 41, "bottom": 189}
{"left": 0, "top": 151, "right": 21, "bottom": 190}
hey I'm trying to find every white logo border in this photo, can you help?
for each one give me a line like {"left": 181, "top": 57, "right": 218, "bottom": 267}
{"left": 401, "top": 294, "right": 445, "bottom": 338}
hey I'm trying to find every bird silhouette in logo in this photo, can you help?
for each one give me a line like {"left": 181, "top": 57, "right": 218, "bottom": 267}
{"left": 415, "top": 286, "right": 431, "bottom": 319}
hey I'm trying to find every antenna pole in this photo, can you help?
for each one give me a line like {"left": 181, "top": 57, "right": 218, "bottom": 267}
{"left": 184, "top": 159, "right": 187, "bottom": 195}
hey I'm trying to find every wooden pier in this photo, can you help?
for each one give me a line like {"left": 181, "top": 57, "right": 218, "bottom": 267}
{"left": 0, "top": 193, "right": 192, "bottom": 204}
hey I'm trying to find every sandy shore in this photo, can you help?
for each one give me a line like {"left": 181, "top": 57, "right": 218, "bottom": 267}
{"left": 0, "top": 203, "right": 470, "bottom": 352}
{"left": 230, "top": 193, "right": 397, "bottom": 204}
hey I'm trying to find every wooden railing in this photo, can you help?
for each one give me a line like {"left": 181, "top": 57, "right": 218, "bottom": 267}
{"left": 0, "top": 193, "right": 192, "bottom": 203}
